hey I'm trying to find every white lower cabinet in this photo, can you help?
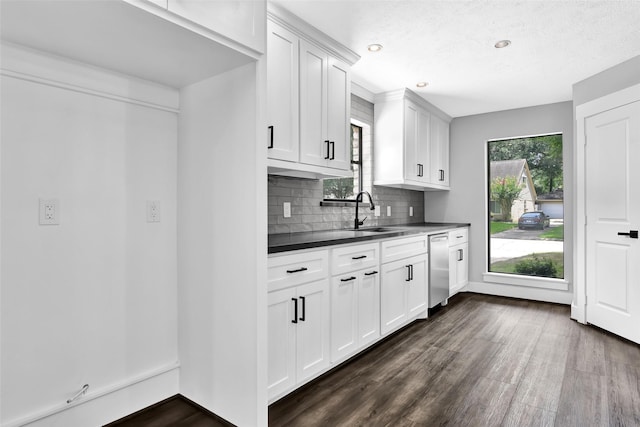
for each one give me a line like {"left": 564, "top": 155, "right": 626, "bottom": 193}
{"left": 268, "top": 250, "right": 330, "bottom": 401}
{"left": 331, "top": 267, "right": 380, "bottom": 363}
{"left": 380, "top": 253, "right": 428, "bottom": 335}
{"left": 448, "top": 228, "right": 469, "bottom": 296}
{"left": 268, "top": 279, "right": 330, "bottom": 400}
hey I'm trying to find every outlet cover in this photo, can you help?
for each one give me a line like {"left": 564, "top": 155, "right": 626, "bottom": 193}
{"left": 147, "top": 201, "right": 161, "bottom": 223}
{"left": 387, "top": 206, "right": 392, "bottom": 216}
{"left": 409, "top": 206, "right": 414, "bottom": 217}
{"left": 374, "top": 205, "right": 381, "bottom": 217}
{"left": 283, "top": 202, "right": 291, "bottom": 218}
{"left": 39, "top": 198, "right": 59, "bottom": 225}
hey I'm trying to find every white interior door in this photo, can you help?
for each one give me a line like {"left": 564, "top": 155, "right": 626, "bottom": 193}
{"left": 585, "top": 100, "right": 640, "bottom": 344}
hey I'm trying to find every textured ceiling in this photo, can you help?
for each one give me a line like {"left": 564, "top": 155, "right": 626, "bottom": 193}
{"left": 271, "top": 0, "right": 640, "bottom": 117}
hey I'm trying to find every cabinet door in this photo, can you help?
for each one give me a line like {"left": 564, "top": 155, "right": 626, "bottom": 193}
{"left": 403, "top": 100, "right": 420, "bottom": 183}
{"left": 296, "top": 279, "right": 330, "bottom": 383}
{"left": 380, "top": 258, "right": 410, "bottom": 335}
{"left": 267, "top": 287, "right": 297, "bottom": 400}
{"left": 299, "top": 40, "right": 329, "bottom": 168}
{"left": 267, "top": 21, "right": 299, "bottom": 162}
{"left": 326, "top": 57, "right": 351, "bottom": 170}
{"left": 416, "top": 108, "right": 431, "bottom": 183}
{"left": 430, "top": 115, "right": 450, "bottom": 187}
{"left": 330, "top": 275, "right": 358, "bottom": 362}
{"left": 449, "top": 243, "right": 468, "bottom": 295}
{"left": 358, "top": 270, "right": 380, "bottom": 347}
{"left": 406, "top": 255, "right": 428, "bottom": 319}
{"left": 167, "top": 0, "right": 265, "bottom": 53}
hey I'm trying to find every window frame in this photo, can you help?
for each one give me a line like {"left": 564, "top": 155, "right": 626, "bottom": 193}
{"left": 486, "top": 133, "right": 567, "bottom": 286}
{"left": 321, "top": 123, "right": 364, "bottom": 203}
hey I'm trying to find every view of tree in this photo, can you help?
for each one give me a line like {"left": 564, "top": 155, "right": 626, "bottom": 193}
{"left": 488, "top": 134, "right": 562, "bottom": 194}
{"left": 323, "top": 177, "right": 355, "bottom": 199}
{"left": 490, "top": 176, "right": 523, "bottom": 222}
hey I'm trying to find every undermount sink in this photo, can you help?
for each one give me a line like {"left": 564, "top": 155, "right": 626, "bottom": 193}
{"left": 355, "top": 227, "right": 403, "bottom": 233}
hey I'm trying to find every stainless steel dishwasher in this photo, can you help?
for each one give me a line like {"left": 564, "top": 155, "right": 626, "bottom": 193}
{"left": 428, "top": 233, "right": 450, "bottom": 308}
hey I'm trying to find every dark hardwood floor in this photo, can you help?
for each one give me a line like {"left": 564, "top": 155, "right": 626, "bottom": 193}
{"left": 108, "top": 293, "right": 640, "bottom": 427}
{"left": 269, "top": 293, "right": 640, "bottom": 427}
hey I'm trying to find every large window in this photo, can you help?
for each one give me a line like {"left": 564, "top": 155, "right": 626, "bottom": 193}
{"left": 487, "top": 134, "right": 564, "bottom": 279}
{"left": 323, "top": 123, "right": 363, "bottom": 200}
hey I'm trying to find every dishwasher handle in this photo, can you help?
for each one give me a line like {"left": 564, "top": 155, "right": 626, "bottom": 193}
{"left": 430, "top": 235, "right": 448, "bottom": 243}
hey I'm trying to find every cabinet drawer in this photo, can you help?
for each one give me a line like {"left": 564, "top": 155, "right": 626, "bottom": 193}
{"left": 331, "top": 242, "right": 379, "bottom": 276}
{"left": 448, "top": 228, "right": 468, "bottom": 245}
{"left": 381, "top": 235, "right": 427, "bottom": 264}
{"left": 268, "top": 249, "right": 329, "bottom": 292}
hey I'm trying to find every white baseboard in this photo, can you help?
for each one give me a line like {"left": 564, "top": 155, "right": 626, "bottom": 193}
{"left": 5, "top": 363, "right": 180, "bottom": 427}
{"left": 464, "top": 281, "right": 573, "bottom": 305}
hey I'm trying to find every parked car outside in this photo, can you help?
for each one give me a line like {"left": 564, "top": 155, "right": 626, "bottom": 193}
{"left": 518, "top": 211, "right": 550, "bottom": 230}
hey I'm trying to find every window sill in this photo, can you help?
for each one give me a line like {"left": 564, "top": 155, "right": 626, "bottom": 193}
{"left": 483, "top": 272, "right": 569, "bottom": 291}
{"left": 320, "top": 200, "right": 371, "bottom": 208}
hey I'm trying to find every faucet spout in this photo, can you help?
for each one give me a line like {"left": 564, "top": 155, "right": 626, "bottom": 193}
{"left": 354, "top": 191, "right": 375, "bottom": 230}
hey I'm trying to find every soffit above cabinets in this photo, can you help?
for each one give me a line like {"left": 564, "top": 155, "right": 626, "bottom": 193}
{"left": 0, "top": 0, "right": 255, "bottom": 89}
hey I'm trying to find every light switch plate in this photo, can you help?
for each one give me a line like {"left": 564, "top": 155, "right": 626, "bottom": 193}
{"left": 39, "top": 198, "right": 59, "bottom": 225}
{"left": 283, "top": 202, "right": 291, "bottom": 218}
{"left": 409, "top": 206, "right": 414, "bottom": 217}
{"left": 387, "top": 206, "right": 392, "bottom": 216}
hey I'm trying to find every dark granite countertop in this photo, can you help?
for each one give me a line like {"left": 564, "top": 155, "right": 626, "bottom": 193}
{"left": 268, "top": 222, "right": 470, "bottom": 254}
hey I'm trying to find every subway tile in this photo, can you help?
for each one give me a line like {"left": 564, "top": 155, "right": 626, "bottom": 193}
{"left": 289, "top": 223, "right": 313, "bottom": 233}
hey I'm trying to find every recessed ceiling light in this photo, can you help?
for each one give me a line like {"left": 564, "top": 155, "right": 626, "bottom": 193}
{"left": 494, "top": 40, "right": 511, "bottom": 49}
{"left": 416, "top": 82, "right": 429, "bottom": 88}
{"left": 367, "top": 44, "right": 383, "bottom": 52}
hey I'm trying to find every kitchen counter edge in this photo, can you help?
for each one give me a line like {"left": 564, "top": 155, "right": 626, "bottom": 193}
{"left": 268, "top": 222, "right": 470, "bottom": 254}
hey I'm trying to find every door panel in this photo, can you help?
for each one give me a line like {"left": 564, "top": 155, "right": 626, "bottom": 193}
{"left": 326, "top": 57, "right": 350, "bottom": 170}
{"left": 266, "top": 21, "right": 299, "bottom": 162}
{"left": 330, "top": 275, "right": 358, "bottom": 362}
{"left": 296, "top": 279, "right": 330, "bottom": 383}
{"left": 406, "top": 256, "right": 427, "bottom": 318}
{"left": 267, "top": 287, "right": 296, "bottom": 399}
{"left": 299, "top": 40, "right": 327, "bottom": 167}
{"left": 585, "top": 100, "right": 640, "bottom": 343}
{"left": 358, "top": 271, "right": 380, "bottom": 347}
{"left": 380, "top": 259, "right": 409, "bottom": 334}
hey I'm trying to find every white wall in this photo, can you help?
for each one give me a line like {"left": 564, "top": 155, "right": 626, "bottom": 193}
{"left": 1, "top": 45, "right": 179, "bottom": 426}
{"left": 573, "top": 55, "right": 640, "bottom": 106}
{"left": 177, "top": 60, "right": 268, "bottom": 427}
{"left": 424, "top": 101, "right": 573, "bottom": 303}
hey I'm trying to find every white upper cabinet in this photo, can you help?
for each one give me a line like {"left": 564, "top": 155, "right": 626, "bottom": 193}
{"left": 299, "top": 41, "right": 351, "bottom": 171}
{"left": 430, "top": 114, "right": 450, "bottom": 188}
{"left": 166, "top": 0, "right": 266, "bottom": 53}
{"left": 266, "top": 4, "right": 359, "bottom": 179}
{"left": 267, "top": 20, "right": 299, "bottom": 162}
{"left": 374, "top": 88, "right": 451, "bottom": 190}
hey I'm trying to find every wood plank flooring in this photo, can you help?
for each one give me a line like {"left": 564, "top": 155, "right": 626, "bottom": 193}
{"left": 269, "top": 293, "right": 640, "bottom": 427}
{"left": 106, "top": 293, "right": 640, "bottom": 426}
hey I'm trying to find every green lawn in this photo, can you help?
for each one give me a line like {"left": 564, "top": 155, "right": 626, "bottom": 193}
{"left": 490, "top": 252, "right": 564, "bottom": 279}
{"left": 540, "top": 225, "right": 564, "bottom": 240}
{"left": 490, "top": 221, "right": 518, "bottom": 234}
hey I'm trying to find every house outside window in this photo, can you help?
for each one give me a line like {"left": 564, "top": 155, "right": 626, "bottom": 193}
{"left": 323, "top": 123, "right": 370, "bottom": 201}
